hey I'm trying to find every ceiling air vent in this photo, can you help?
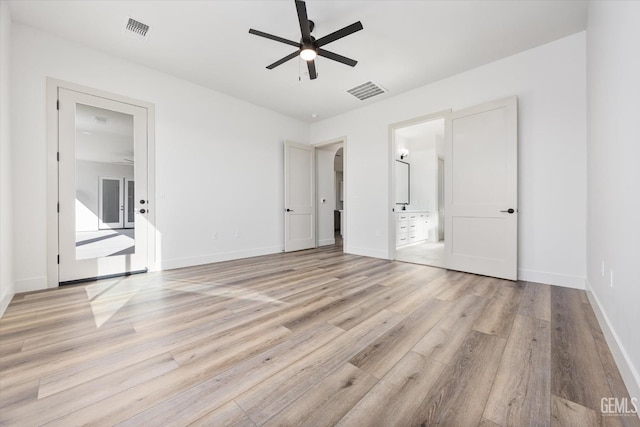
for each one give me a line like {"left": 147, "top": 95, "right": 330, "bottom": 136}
{"left": 126, "top": 18, "right": 150, "bottom": 38}
{"left": 347, "top": 81, "right": 387, "bottom": 101}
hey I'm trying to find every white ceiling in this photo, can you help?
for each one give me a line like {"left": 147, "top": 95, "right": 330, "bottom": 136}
{"left": 8, "top": 0, "right": 588, "bottom": 122}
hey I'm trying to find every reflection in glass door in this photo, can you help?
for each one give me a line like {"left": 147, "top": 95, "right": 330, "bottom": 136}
{"left": 58, "top": 88, "right": 148, "bottom": 282}
{"left": 98, "top": 177, "right": 125, "bottom": 230}
{"left": 125, "top": 178, "right": 135, "bottom": 229}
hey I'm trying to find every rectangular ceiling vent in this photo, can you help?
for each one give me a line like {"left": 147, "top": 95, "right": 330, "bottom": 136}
{"left": 126, "top": 18, "right": 150, "bottom": 38}
{"left": 347, "top": 81, "right": 387, "bottom": 101}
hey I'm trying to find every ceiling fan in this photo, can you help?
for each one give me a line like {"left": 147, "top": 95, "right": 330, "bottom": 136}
{"left": 249, "top": 0, "right": 363, "bottom": 80}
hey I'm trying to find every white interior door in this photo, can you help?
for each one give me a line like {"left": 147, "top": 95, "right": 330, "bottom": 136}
{"left": 98, "top": 177, "right": 124, "bottom": 229}
{"left": 284, "top": 141, "right": 315, "bottom": 252}
{"left": 58, "top": 88, "right": 148, "bottom": 283}
{"left": 444, "top": 96, "right": 518, "bottom": 280}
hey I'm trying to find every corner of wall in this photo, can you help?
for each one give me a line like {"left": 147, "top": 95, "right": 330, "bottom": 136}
{"left": 585, "top": 280, "right": 640, "bottom": 405}
{"left": 0, "top": 0, "right": 15, "bottom": 318}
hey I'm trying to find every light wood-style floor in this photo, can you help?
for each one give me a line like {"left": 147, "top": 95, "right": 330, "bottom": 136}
{"left": 0, "top": 244, "right": 638, "bottom": 426}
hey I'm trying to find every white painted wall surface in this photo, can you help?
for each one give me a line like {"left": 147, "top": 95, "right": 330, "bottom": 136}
{"left": 10, "top": 23, "right": 309, "bottom": 292}
{"left": 0, "top": 2, "right": 14, "bottom": 315}
{"left": 311, "top": 32, "right": 588, "bottom": 288}
{"left": 586, "top": 0, "right": 640, "bottom": 403}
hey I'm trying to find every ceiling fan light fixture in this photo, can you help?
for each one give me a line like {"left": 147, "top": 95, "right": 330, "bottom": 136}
{"left": 300, "top": 45, "right": 317, "bottom": 61}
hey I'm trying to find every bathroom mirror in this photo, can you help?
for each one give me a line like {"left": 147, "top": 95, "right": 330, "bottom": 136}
{"left": 395, "top": 160, "right": 410, "bottom": 205}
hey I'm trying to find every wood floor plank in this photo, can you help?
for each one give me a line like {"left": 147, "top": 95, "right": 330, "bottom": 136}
{"left": 52, "top": 324, "right": 342, "bottom": 427}
{"left": 336, "top": 351, "right": 447, "bottom": 427}
{"left": 235, "top": 309, "right": 403, "bottom": 426}
{"left": 518, "top": 281, "right": 551, "bottom": 322}
{"left": 1, "top": 353, "right": 180, "bottom": 425}
{"left": 552, "top": 394, "right": 598, "bottom": 427}
{"left": 413, "top": 331, "right": 507, "bottom": 426}
{"left": 412, "top": 292, "right": 488, "bottom": 364}
{"left": 483, "top": 314, "right": 551, "bottom": 426}
{"left": 328, "top": 280, "right": 417, "bottom": 330}
{"left": 473, "top": 281, "right": 525, "bottom": 338}
{"left": 385, "top": 271, "right": 452, "bottom": 314}
{"left": 263, "top": 363, "right": 377, "bottom": 427}
{"left": 349, "top": 296, "right": 450, "bottom": 379}
{"left": 282, "top": 284, "right": 389, "bottom": 332}
{"left": 190, "top": 400, "right": 256, "bottom": 427}
{"left": 551, "top": 287, "right": 617, "bottom": 425}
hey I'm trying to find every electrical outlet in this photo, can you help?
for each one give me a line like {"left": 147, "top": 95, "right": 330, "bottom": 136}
{"left": 610, "top": 269, "right": 614, "bottom": 288}
{"left": 212, "top": 232, "right": 218, "bottom": 240}
{"left": 601, "top": 261, "right": 605, "bottom": 277}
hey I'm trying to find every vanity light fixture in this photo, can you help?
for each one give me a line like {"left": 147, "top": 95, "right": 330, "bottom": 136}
{"left": 400, "top": 148, "right": 409, "bottom": 160}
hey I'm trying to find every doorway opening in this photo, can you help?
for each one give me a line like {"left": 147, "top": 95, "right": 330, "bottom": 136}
{"left": 315, "top": 138, "right": 346, "bottom": 252}
{"left": 392, "top": 117, "right": 446, "bottom": 268}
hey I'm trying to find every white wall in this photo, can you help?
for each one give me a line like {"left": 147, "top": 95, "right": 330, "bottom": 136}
{"left": 0, "top": 2, "right": 14, "bottom": 315}
{"left": 10, "top": 23, "right": 309, "bottom": 292}
{"left": 311, "top": 32, "right": 588, "bottom": 287}
{"left": 75, "top": 161, "right": 134, "bottom": 231}
{"left": 586, "top": 0, "right": 640, "bottom": 402}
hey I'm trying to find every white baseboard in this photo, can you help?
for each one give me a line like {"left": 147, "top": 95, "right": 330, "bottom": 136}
{"left": 160, "top": 246, "right": 283, "bottom": 271}
{"left": 586, "top": 280, "right": 640, "bottom": 406}
{"left": 15, "top": 276, "right": 48, "bottom": 293}
{"left": 318, "top": 238, "right": 336, "bottom": 247}
{"left": 345, "top": 246, "right": 388, "bottom": 260}
{"left": 518, "top": 269, "right": 585, "bottom": 289}
{"left": 0, "top": 289, "right": 14, "bottom": 318}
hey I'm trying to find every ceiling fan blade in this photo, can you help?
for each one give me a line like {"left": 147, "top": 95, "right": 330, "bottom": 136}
{"left": 249, "top": 29, "right": 300, "bottom": 48}
{"left": 317, "top": 48, "right": 358, "bottom": 67}
{"left": 295, "top": 0, "right": 312, "bottom": 42}
{"left": 315, "top": 21, "right": 363, "bottom": 48}
{"left": 267, "top": 51, "right": 300, "bottom": 69}
{"left": 307, "top": 60, "right": 317, "bottom": 80}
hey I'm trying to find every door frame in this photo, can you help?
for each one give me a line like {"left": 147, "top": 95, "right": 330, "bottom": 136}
{"left": 313, "top": 136, "right": 347, "bottom": 252}
{"left": 46, "top": 78, "right": 156, "bottom": 288}
{"left": 388, "top": 110, "right": 451, "bottom": 261}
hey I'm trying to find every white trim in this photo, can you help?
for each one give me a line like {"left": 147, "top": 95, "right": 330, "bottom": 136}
{"left": 0, "top": 291, "right": 12, "bottom": 317}
{"left": 518, "top": 268, "right": 585, "bottom": 289}
{"left": 388, "top": 110, "right": 451, "bottom": 262}
{"left": 160, "top": 246, "right": 283, "bottom": 271}
{"left": 345, "top": 246, "right": 388, "bottom": 261}
{"left": 46, "top": 77, "right": 157, "bottom": 287}
{"left": 586, "top": 280, "right": 640, "bottom": 410}
{"left": 318, "top": 238, "right": 336, "bottom": 247}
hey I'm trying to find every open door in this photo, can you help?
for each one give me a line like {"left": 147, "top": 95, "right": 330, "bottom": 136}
{"left": 445, "top": 96, "right": 518, "bottom": 280}
{"left": 284, "top": 141, "right": 315, "bottom": 252}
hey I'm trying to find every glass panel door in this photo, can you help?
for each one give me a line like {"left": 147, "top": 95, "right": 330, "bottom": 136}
{"left": 59, "top": 88, "right": 148, "bottom": 282}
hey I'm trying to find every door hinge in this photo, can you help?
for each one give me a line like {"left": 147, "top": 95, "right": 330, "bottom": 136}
{"left": 57, "top": 255, "right": 60, "bottom": 264}
{"left": 56, "top": 100, "right": 59, "bottom": 110}
{"left": 57, "top": 202, "right": 60, "bottom": 213}
{"left": 57, "top": 152, "right": 60, "bottom": 161}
